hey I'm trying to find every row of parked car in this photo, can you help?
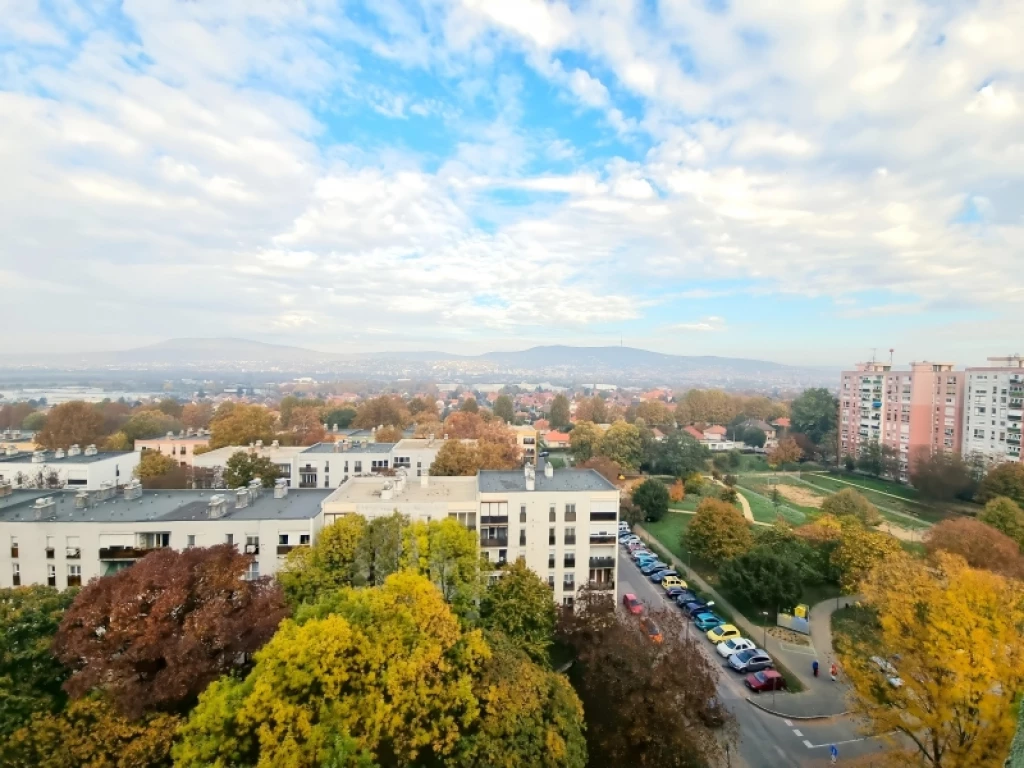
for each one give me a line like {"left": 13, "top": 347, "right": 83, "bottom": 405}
{"left": 619, "top": 528, "right": 787, "bottom": 693}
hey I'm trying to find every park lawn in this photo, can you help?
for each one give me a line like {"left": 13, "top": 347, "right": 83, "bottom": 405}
{"left": 642, "top": 512, "right": 692, "bottom": 562}
{"left": 800, "top": 474, "right": 947, "bottom": 525}
{"left": 737, "top": 475, "right": 821, "bottom": 517}
{"left": 738, "top": 485, "right": 809, "bottom": 525}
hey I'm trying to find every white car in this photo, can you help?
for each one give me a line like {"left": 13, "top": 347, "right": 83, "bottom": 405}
{"left": 716, "top": 637, "right": 756, "bottom": 658}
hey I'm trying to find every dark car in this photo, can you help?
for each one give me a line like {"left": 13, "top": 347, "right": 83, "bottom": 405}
{"left": 640, "top": 562, "right": 669, "bottom": 575}
{"left": 729, "top": 649, "right": 774, "bottom": 673}
{"left": 664, "top": 586, "right": 688, "bottom": 600}
{"left": 649, "top": 569, "right": 678, "bottom": 584}
{"left": 683, "top": 601, "right": 709, "bottom": 617}
{"left": 745, "top": 670, "right": 787, "bottom": 693}
{"left": 674, "top": 590, "right": 698, "bottom": 606}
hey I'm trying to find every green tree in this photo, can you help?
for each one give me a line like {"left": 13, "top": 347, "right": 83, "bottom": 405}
{"left": 647, "top": 432, "right": 710, "bottom": 478}
{"left": 720, "top": 547, "right": 803, "bottom": 612}
{"left": 209, "top": 404, "right": 276, "bottom": 448}
{"left": 597, "top": 420, "right": 642, "bottom": 470}
{"left": 789, "top": 387, "right": 839, "bottom": 445}
{"left": 480, "top": 560, "right": 557, "bottom": 665}
{"left": 741, "top": 426, "right": 766, "bottom": 448}
{"left": 21, "top": 411, "right": 46, "bottom": 431}
{"left": 324, "top": 406, "right": 357, "bottom": 429}
{"left": 460, "top": 397, "right": 480, "bottom": 413}
{"left": 493, "top": 394, "right": 515, "bottom": 423}
{"left": 820, "top": 488, "right": 882, "bottom": 526}
{"left": 35, "top": 401, "right": 104, "bottom": 450}
{"left": 134, "top": 450, "right": 177, "bottom": 479}
{"left": 631, "top": 478, "right": 670, "bottom": 523}
{"left": 402, "top": 518, "right": 483, "bottom": 612}
{"left": 279, "top": 515, "right": 367, "bottom": 605}
{"left": 122, "top": 409, "right": 181, "bottom": 441}
{"left": 910, "top": 450, "right": 978, "bottom": 501}
{"left": 857, "top": 440, "right": 883, "bottom": 476}
{"left": 686, "top": 498, "right": 754, "bottom": 562}
{"left": 549, "top": 394, "right": 571, "bottom": 429}
{"left": 977, "top": 462, "right": 1024, "bottom": 507}
{"left": 356, "top": 512, "right": 407, "bottom": 586}
{"left": 569, "top": 421, "right": 601, "bottom": 463}
{"left": 978, "top": 496, "right": 1024, "bottom": 548}
{"left": 0, "top": 586, "right": 76, "bottom": 740}
{"left": 223, "top": 450, "right": 280, "bottom": 488}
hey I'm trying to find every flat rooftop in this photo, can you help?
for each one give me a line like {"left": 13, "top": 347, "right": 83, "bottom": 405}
{"left": 0, "top": 450, "right": 135, "bottom": 465}
{"left": 302, "top": 442, "right": 395, "bottom": 454}
{"left": 478, "top": 469, "right": 616, "bottom": 493}
{"left": 324, "top": 476, "right": 477, "bottom": 505}
{"left": 0, "top": 488, "right": 332, "bottom": 524}
{"left": 192, "top": 446, "right": 308, "bottom": 463}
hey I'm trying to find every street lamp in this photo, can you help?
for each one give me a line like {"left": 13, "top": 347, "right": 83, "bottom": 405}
{"left": 760, "top": 611, "right": 769, "bottom": 648}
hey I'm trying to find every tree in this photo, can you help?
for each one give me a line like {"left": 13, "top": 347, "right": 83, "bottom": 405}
{"left": 820, "top": 488, "right": 882, "bottom": 526}
{"left": 21, "top": 410, "right": 46, "bottom": 431}
{"left": 475, "top": 421, "right": 521, "bottom": 469}
{"left": 480, "top": 560, "right": 557, "bottom": 665}
{"left": 669, "top": 478, "right": 684, "bottom": 502}
{"left": 155, "top": 398, "right": 183, "bottom": 418}
{"left": 978, "top": 496, "right": 1024, "bottom": 548}
{"left": 103, "top": 430, "right": 131, "bottom": 451}
{"left": 407, "top": 397, "right": 437, "bottom": 419}
{"left": 373, "top": 424, "right": 404, "bottom": 443}
{"left": 324, "top": 406, "right": 357, "bottom": 429}
{"left": 459, "top": 396, "right": 480, "bottom": 413}
{"left": 36, "top": 401, "right": 104, "bottom": 450}
{"left": 134, "top": 450, "right": 177, "bottom": 480}
{"left": 290, "top": 405, "right": 327, "bottom": 445}
{"left": 880, "top": 443, "right": 901, "bottom": 479}
{"left": 720, "top": 547, "right": 803, "bottom": 612}
{"left": 53, "top": 545, "right": 288, "bottom": 718}
{"left": 910, "top": 450, "right": 977, "bottom": 501}
{"left": 829, "top": 517, "right": 902, "bottom": 592}
{"left": 0, "top": 402, "right": 35, "bottom": 429}
{"left": 549, "top": 394, "right": 571, "bottom": 429}
{"left": 857, "top": 440, "right": 883, "bottom": 476}
{"left": 789, "top": 387, "right": 838, "bottom": 445}
{"left": 353, "top": 395, "right": 409, "bottom": 429}
{"left": 646, "top": 432, "right": 710, "bottom": 477}
{"left": 430, "top": 440, "right": 480, "bottom": 476}
{"left": 924, "top": 518, "right": 1024, "bottom": 579}
{"left": 209, "top": 404, "right": 276, "bottom": 448}
{"left": 574, "top": 396, "right": 608, "bottom": 424}
{"left": 632, "top": 478, "right": 670, "bottom": 523}
{"left": 977, "top": 461, "right": 1024, "bottom": 506}
{"left": 356, "top": 512, "right": 407, "bottom": 586}
{"left": 402, "top": 518, "right": 482, "bottom": 611}
{"left": 181, "top": 402, "right": 214, "bottom": 430}
{"left": 674, "top": 388, "right": 740, "bottom": 425}
{"left": 569, "top": 421, "right": 601, "bottom": 463}
{"left": 174, "top": 572, "right": 492, "bottom": 768}
{"left": 223, "top": 450, "right": 280, "bottom": 488}
{"left": 0, "top": 586, "right": 76, "bottom": 740}
{"left": 493, "top": 394, "right": 515, "bottom": 423}
{"left": 598, "top": 420, "right": 642, "bottom": 470}
{"left": 121, "top": 409, "right": 181, "bottom": 442}
{"left": 279, "top": 514, "right": 367, "bottom": 605}
{"left": 719, "top": 485, "right": 738, "bottom": 504}
{"left": 2, "top": 696, "right": 180, "bottom": 768}
{"left": 279, "top": 395, "right": 324, "bottom": 428}
{"left": 579, "top": 456, "right": 622, "bottom": 485}
{"left": 443, "top": 410, "right": 485, "bottom": 439}
{"left": 557, "top": 591, "right": 733, "bottom": 767}
{"left": 767, "top": 436, "right": 803, "bottom": 468}
{"left": 683, "top": 471, "right": 705, "bottom": 495}
{"left": 634, "top": 400, "right": 672, "bottom": 428}
{"left": 686, "top": 498, "right": 754, "bottom": 562}
{"left": 842, "top": 552, "right": 1024, "bottom": 768}
{"left": 741, "top": 426, "right": 766, "bottom": 448}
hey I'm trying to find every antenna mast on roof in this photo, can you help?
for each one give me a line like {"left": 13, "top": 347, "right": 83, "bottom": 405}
{"left": 870, "top": 347, "right": 877, "bottom": 364}
{"left": 889, "top": 348, "right": 894, "bottom": 365}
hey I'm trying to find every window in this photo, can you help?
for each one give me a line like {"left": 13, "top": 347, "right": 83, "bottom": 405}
{"left": 564, "top": 551, "right": 575, "bottom": 568}
{"left": 47, "top": 564, "right": 56, "bottom": 587}
{"left": 565, "top": 503, "right": 576, "bottom": 522}
{"left": 563, "top": 596, "right": 574, "bottom": 608}
{"left": 564, "top": 526, "right": 576, "bottom": 545}
{"left": 354, "top": 461, "right": 362, "bottom": 473}
{"left": 225, "top": 533, "right": 234, "bottom": 546}
{"left": 498, "top": 548, "right": 507, "bottom": 564}
{"left": 548, "top": 573, "right": 555, "bottom": 589}
{"left": 244, "top": 561, "right": 260, "bottom": 581}
{"left": 279, "top": 534, "right": 289, "bottom": 546}
{"left": 548, "top": 527, "right": 556, "bottom": 545}
{"left": 300, "top": 534, "right": 310, "bottom": 545}
{"left": 448, "top": 511, "right": 477, "bottom": 530}
{"left": 10, "top": 536, "right": 18, "bottom": 558}
{"left": 12, "top": 563, "right": 20, "bottom": 586}
{"left": 519, "top": 530, "right": 526, "bottom": 546}
{"left": 45, "top": 535, "right": 54, "bottom": 558}
{"left": 520, "top": 505, "right": 526, "bottom": 523}
{"left": 549, "top": 505, "right": 556, "bottom": 522}
{"left": 480, "top": 502, "right": 508, "bottom": 516}
{"left": 548, "top": 552, "right": 556, "bottom": 568}
{"left": 187, "top": 535, "right": 196, "bottom": 548}
{"left": 66, "top": 536, "right": 81, "bottom": 559}
{"left": 245, "top": 535, "right": 259, "bottom": 554}
{"left": 67, "top": 565, "right": 81, "bottom": 587}
{"left": 563, "top": 572, "right": 575, "bottom": 589}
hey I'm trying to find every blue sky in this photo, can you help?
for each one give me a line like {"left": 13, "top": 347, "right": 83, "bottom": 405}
{"left": 1, "top": 0, "right": 1022, "bottom": 366}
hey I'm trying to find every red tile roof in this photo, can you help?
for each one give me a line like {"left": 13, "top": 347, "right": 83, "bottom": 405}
{"left": 774, "top": 417, "right": 791, "bottom": 428}
{"left": 705, "top": 425, "right": 727, "bottom": 435}
{"left": 683, "top": 426, "right": 704, "bottom": 440}
{"left": 544, "top": 430, "right": 571, "bottom": 443}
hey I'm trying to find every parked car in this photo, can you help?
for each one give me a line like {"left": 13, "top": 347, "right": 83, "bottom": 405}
{"left": 640, "top": 562, "right": 669, "bottom": 575}
{"left": 649, "top": 569, "right": 678, "bottom": 583}
{"left": 716, "top": 637, "right": 756, "bottom": 658}
{"left": 706, "top": 624, "right": 742, "bottom": 644}
{"left": 682, "top": 601, "right": 709, "bottom": 617}
{"left": 661, "top": 575, "right": 686, "bottom": 591}
{"left": 622, "top": 593, "right": 644, "bottom": 615}
{"left": 640, "top": 617, "right": 663, "bottom": 644}
{"left": 664, "top": 586, "right": 688, "bottom": 600}
{"left": 694, "top": 613, "right": 726, "bottom": 632}
{"left": 745, "top": 670, "right": 787, "bottom": 693}
{"left": 634, "top": 553, "right": 657, "bottom": 563}
{"left": 729, "top": 649, "right": 773, "bottom": 673}
{"left": 673, "top": 591, "right": 699, "bottom": 606}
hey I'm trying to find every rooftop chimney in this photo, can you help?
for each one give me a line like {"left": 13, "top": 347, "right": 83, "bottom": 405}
{"left": 68, "top": 444, "right": 81, "bottom": 457}
{"left": 274, "top": 479, "right": 288, "bottom": 499}
{"left": 31, "top": 451, "right": 45, "bottom": 463}
{"left": 208, "top": 494, "right": 228, "bottom": 519}
{"left": 166, "top": 431, "right": 174, "bottom": 439}
{"left": 123, "top": 480, "right": 142, "bottom": 500}
{"left": 53, "top": 448, "right": 65, "bottom": 459}
{"left": 75, "top": 490, "right": 90, "bottom": 508}
{"left": 271, "top": 439, "right": 279, "bottom": 449}
{"left": 84, "top": 444, "right": 97, "bottom": 456}
{"left": 544, "top": 461, "right": 554, "bottom": 478}
{"left": 524, "top": 463, "right": 535, "bottom": 492}
{"left": 255, "top": 439, "right": 263, "bottom": 449}
{"left": 235, "top": 487, "right": 250, "bottom": 509}
{"left": 0, "top": 482, "right": 12, "bottom": 498}
{"left": 33, "top": 497, "right": 57, "bottom": 520}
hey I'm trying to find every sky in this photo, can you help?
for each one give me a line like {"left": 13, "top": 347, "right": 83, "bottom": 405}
{"left": 1, "top": 0, "right": 1022, "bottom": 367}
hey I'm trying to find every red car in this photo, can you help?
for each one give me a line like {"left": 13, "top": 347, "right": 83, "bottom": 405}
{"left": 623, "top": 593, "right": 643, "bottom": 615}
{"left": 745, "top": 670, "right": 787, "bottom": 693}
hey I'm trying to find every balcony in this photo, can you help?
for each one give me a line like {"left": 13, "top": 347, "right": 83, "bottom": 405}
{"left": 277, "top": 544, "right": 308, "bottom": 555}
{"left": 563, "top": 557, "right": 576, "bottom": 569}
{"left": 66, "top": 548, "right": 81, "bottom": 560}
{"left": 589, "top": 556, "right": 615, "bottom": 569}
{"left": 480, "top": 516, "right": 509, "bottom": 525}
{"left": 590, "top": 511, "right": 617, "bottom": 521}
{"left": 588, "top": 581, "right": 614, "bottom": 591}
{"left": 480, "top": 537, "right": 508, "bottom": 548}
{"left": 589, "top": 534, "right": 617, "bottom": 545}
{"left": 564, "top": 536, "right": 577, "bottom": 546}
{"left": 99, "top": 546, "right": 160, "bottom": 560}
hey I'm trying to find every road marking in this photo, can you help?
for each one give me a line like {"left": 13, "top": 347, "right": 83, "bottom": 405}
{"left": 779, "top": 642, "right": 818, "bottom": 656}
{"left": 803, "top": 740, "right": 813, "bottom": 748}
{"left": 792, "top": 729, "right": 803, "bottom": 737}
{"left": 803, "top": 732, "right": 896, "bottom": 749}
{"left": 783, "top": 719, "right": 793, "bottom": 726}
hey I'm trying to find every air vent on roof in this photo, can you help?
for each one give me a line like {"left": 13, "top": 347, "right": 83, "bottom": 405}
{"left": 208, "top": 494, "right": 227, "bottom": 519}
{"left": 75, "top": 491, "right": 90, "bottom": 509}
{"left": 53, "top": 448, "right": 65, "bottom": 460}
{"left": 84, "top": 444, "right": 98, "bottom": 456}
{"left": 31, "top": 451, "right": 46, "bottom": 463}
{"left": 67, "top": 444, "right": 81, "bottom": 457}
{"left": 123, "top": 480, "right": 142, "bottom": 500}
{"left": 0, "top": 482, "right": 11, "bottom": 498}
{"left": 33, "top": 497, "right": 56, "bottom": 520}
{"left": 274, "top": 479, "right": 288, "bottom": 499}
{"left": 235, "top": 488, "right": 250, "bottom": 509}
{"left": 4, "top": 446, "right": 17, "bottom": 457}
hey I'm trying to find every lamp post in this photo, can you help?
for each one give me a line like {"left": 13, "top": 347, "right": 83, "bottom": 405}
{"left": 760, "top": 610, "right": 769, "bottom": 648}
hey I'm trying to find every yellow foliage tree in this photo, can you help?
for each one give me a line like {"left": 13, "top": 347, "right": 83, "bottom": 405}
{"left": 401, "top": 517, "right": 483, "bottom": 610}
{"left": 842, "top": 552, "right": 1024, "bottom": 768}
{"left": 686, "top": 498, "right": 754, "bottom": 562}
{"left": 668, "top": 479, "right": 685, "bottom": 503}
{"left": 278, "top": 514, "right": 367, "bottom": 605}
{"left": 208, "top": 404, "right": 276, "bottom": 449}
{"left": 134, "top": 450, "right": 177, "bottom": 479}
{"left": 766, "top": 436, "right": 803, "bottom": 468}
{"left": 830, "top": 518, "right": 902, "bottom": 592}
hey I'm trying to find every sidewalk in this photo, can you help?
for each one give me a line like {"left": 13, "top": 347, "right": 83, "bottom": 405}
{"left": 636, "top": 525, "right": 852, "bottom": 718}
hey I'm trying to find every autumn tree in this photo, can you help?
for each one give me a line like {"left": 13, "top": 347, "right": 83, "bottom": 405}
{"left": 598, "top": 420, "right": 642, "bottom": 470}
{"left": 924, "top": 518, "right": 1024, "bottom": 579}
{"left": 121, "top": 408, "right": 182, "bottom": 442}
{"left": 820, "top": 488, "right": 882, "bottom": 526}
{"left": 134, "top": 450, "right": 177, "bottom": 480}
{"left": 843, "top": 552, "right": 1024, "bottom": 768}
{"left": 460, "top": 396, "right": 480, "bottom": 413}
{"left": 373, "top": 424, "right": 404, "bottom": 443}
{"left": 290, "top": 404, "right": 327, "bottom": 445}
{"left": 443, "top": 410, "right": 485, "bottom": 439}
{"left": 574, "top": 395, "right": 608, "bottom": 424}
{"left": 674, "top": 388, "right": 740, "bottom": 425}
{"left": 474, "top": 422, "right": 521, "bottom": 469}
{"left": 480, "top": 560, "right": 557, "bottom": 665}
{"left": 279, "top": 395, "right": 324, "bottom": 428}
{"left": 223, "top": 450, "right": 280, "bottom": 488}
{"left": 632, "top": 478, "right": 670, "bottom": 522}
{"left": 208, "top": 404, "right": 276, "bottom": 448}
{"left": 633, "top": 400, "right": 672, "bottom": 428}
{"left": 0, "top": 402, "right": 35, "bottom": 429}
{"left": 978, "top": 496, "right": 1024, "bottom": 548}
{"left": 493, "top": 394, "right": 515, "bottom": 423}
{"left": 279, "top": 514, "right": 367, "bottom": 605}
{"left": 549, "top": 393, "right": 571, "bottom": 428}
{"left": 720, "top": 547, "right": 802, "bottom": 612}
{"left": 353, "top": 395, "right": 410, "bottom": 428}
{"left": 686, "top": 498, "right": 754, "bottom": 562}
{"left": 36, "top": 401, "right": 104, "bottom": 450}
{"left": 669, "top": 478, "right": 684, "bottom": 502}
{"left": 0, "top": 586, "right": 76, "bottom": 740}
{"left": 828, "top": 517, "right": 902, "bottom": 592}
{"left": 430, "top": 440, "right": 479, "bottom": 476}
{"left": 910, "top": 450, "right": 978, "bottom": 501}
{"left": 407, "top": 396, "right": 437, "bottom": 419}
{"left": 767, "top": 436, "right": 803, "bottom": 467}
{"left": 181, "top": 402, "right": 214, "bottom": 430}
{"left": 789, "top": 387, "right": 839, "bottom": 445}
{"left": 977, "top": 461, "right": 1024, "bottom": 506}
{"left": 646, "top": 431, "right": 710, "bottom": 478}
{"left": 401, "top": 517, "right": 483, "bottom": 611}
{"left": 53, "top": 544, "right": 288, "bottom": 717}
{"left": 569, "top": 421, "right": 601, "bottom": 463}
{"left": 579, "top": 456, "right": 622, "bottom": 485}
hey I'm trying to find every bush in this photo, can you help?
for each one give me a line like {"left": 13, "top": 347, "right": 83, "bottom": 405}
{"left": 723, "top": 474, "right": 737, "bottom": 487}
{"left": 632, "top": 478, "right": 670, "bottom": 523}
{"left": 720, "top": 547, "right": 802, "bottom": 612}
{"left": 820, "top": 488, "right": 881, "bottom": 527}
{"left": 719, "top": 486, "right": 738, "bottom": 504}
{"left": 684, "top": 472, "right": 705, "bottom": 495}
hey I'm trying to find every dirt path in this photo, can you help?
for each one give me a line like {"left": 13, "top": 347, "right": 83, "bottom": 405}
{"left": 712, "top": 478, "right": 754, "bottom": 522}
{"left": 877, "top": 522, "right": 925, "bottom": 542}
{"left": 776, "top": 484, "right": 824, "bottom": 508}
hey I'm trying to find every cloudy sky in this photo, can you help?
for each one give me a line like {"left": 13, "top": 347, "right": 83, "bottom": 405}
{"left": 2, "top": 0, "right": 1022, "bottom": 365}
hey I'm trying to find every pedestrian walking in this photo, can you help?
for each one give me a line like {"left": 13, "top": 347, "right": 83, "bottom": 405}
{"left": 812, "top": 660, "right": 819, "bottom": 677}
{"left": 830, "top": 662, "right": 837, "bottom": 682}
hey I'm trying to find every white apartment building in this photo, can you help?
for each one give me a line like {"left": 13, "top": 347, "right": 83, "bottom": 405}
{"left": 323, "top": 462, "right": 620, "bottom": 606}
{"left": 0, "top": 481, "right": 332, "bottom": 589}
{"left": 0, "top": 445, "right": 139, "bottom": 490}
{"left": 962, "top": 357, "right": 1024, "bottom": 466}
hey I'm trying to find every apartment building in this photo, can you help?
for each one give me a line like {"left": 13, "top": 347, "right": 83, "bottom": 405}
{"left": 0, "top": 445, "right": 139, "bottom": 490}
{"left": 135, "top": 430, "right": 212, "bottom": 467}
{"left": 962, "top": 356, "right": 1024, "bottom": 466}
{"left": 840, "top": 361, "right": 963, "bottom": 480}
{"left": 510, "top": 425, "right": 539, "bottom": 464}
{"left": 323, "top": 462, "right": 620, "bottom": 606}
{"left": 0, "top": 482, "right": 332, "bottom": 589}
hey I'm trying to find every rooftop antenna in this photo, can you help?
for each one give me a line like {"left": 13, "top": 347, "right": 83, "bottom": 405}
{"left": 870, "top": 347, "right": 877, "bottom": 364}
{"left": 889, "top": 348, "right": 894, "bottom": 365}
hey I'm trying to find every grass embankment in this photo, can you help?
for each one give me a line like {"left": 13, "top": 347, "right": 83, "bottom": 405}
{"left": 800, "top": 474, "right": 942, "bottom": 527}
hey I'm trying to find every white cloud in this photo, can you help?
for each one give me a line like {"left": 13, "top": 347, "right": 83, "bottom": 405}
{"left": 666, "top": 316, "right": 728, "bottom": 333}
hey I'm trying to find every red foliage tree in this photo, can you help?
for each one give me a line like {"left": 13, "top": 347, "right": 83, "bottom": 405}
{"left": 53, "top": 545, "right": 288, "bottom": 717}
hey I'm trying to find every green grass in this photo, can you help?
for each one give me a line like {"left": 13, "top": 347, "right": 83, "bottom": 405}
{"left": 738, "top": 484, "right": 809, "bottom": 525}
{"left": 800, "top": 473, "right": 947, "bottom": 525}
{"left": 737, "top": 475, "right": 820, "bottom": 516}
{"left": 831, "top": 604, "right": 880, "bottom": 659}
{"left": 642, "top": 512, "right": 692, "bottom": 562}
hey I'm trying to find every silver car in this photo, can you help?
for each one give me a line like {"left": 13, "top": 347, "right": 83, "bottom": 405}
{"left": 728, "top": 648, "right": 773, "bottom": 673}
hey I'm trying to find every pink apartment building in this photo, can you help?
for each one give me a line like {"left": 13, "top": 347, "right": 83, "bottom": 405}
{"left": 840, "top": 362, "right": 964, "bottom": 481}
{"left": 135, "top": 431, "right": 211, "bottom": 467}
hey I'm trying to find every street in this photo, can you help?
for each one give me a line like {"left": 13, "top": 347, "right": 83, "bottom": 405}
{"left": 616, "top": 549, "right": 893, "bottom": 767}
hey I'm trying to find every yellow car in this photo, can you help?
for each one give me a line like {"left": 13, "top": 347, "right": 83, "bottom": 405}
{"left": 661, "top": 575, "right": 687, "bottom": 591}
{"left": 706, "top": 624, "right": 742, "bottom": 644}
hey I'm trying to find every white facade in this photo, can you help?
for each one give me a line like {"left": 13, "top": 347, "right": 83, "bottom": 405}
{"left": 0, "top": 445, "right": 138, "bottom": 490}
{"left": 962, "top": 359, "right": 1024, "bottom": 466}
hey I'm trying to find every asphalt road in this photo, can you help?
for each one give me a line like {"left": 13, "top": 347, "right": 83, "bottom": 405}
{"left": 616, "top": 548, "right": 893, "bottom": 768}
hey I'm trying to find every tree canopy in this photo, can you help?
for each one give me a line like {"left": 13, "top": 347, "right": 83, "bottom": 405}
{"left": 598, "top": 420, "right": 642, "bottom": 470}
{"left": 977, "top": 461, "right": 1024, "bottom": 507}
{"left": 632, "top": 478, "right": 670, "bottom": 523}
{"left": 767, "top": 436, "right": 803, "bottom": 467}
{"left": 480, "top": 560, "right": 557, "bottom": 665}
{"left": 720, "top": 546, "right": 803, "bottom": 612}
{"left": 223, "top": 450, "right": 280, "bottom": 488}
{"left": 548, "top": 394, "right": 571, "bottom": 429}
{"left": 36, "top": 401, "right": 104, "bottom": 450}
{"left": 493, "top": 394, "right": 515, "bottom": 423}
{"left": 646, "top": 432, "right": 710, "bottom": 478}
{"left": 978, "top": 495, "right": 1024, "bottom": 548}
{"left": 353, "top": 396, "right": 410, "bottom": 429}
{"left": 134, "top": 450, "right": 177, "bottom": 480}
{"left": 910, "top": 450, "right": 978, "bottom": 501}
{"left": 924, "top": 518, "right": 1024, "bottom": 579}
{"left": 208, "top": 404, "right": 276, "bottom": 449}
{"left": 789, "top": 387, "right": 839, "bottom": 445}
{"left": 819, "top": 488, "right": 882, "bottom": 526}
{"left": 279, "top": 514, "right": 367, "bottom": 605}
{"left": 686, "top": 498, "right": 753, "bottom": 562}
{"left": 569, "top": 421, "right": 602, "bottom": 463}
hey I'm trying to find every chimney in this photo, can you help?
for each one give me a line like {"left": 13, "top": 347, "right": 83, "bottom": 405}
{"left": 166, "top": 431, "right": 174, "bottom": 439}
{"left": 123, "top": 480, "right": 142, "bottom": 500}
{"left": 33, "top": 497, "right": 56, "bottom": 520}
{"left": 0, "top": 482, "right": 12, "bottom": 498}
{"left": 68, "top": 444, "right": 81, "bottom": 456}
{"left": 524, "top": 463, "right": 535, "bottom": 492}
{"left": 53, "top": 448, "right": 65, "bottom": 459}
{"left": 274, "top": 479, "right": 288, "bottom": 499}
{"left": 255, "top": 439, "right": 263, "bottom": 449}
{"left": 208, "top": 494, "right": 228, "bottom": 519}
{"left": 428, "top": 433, "right": 435, "bottom": 446}
{"left": 75, "top": 490, "right": 89, "bottom": 508}
{"left": 544, "top": 461, "right": 554, "bottom": 478}
{"left": 31, "top": 451, "right": 45, "bottom": 463}
{"left": 420, "top": 472, "right": 429, "bottom": 488}
{"left": 380, "top": 481, "right": 394, "bottom": 501}
{"left": 235, "top": 488, "right": 250, "bottom": 509}
{"left": 271, "top": 439, "right": 280, "bottom": 449}
{"left": 5, "top": 446, "right": 17, "bottom": 457}
{"left": 84, "top": 444, "right": 97, "bottom": 456}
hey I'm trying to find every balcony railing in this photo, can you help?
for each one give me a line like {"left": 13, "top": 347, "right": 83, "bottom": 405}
{"left": 589, "top": 556, "right": 615, "bottom": 568}
{"left": 99, "top": 546, "right": 159, "bottom": 560}
{"left": 277, "top": 544, "right": 307, "bottom": 555}
{"left": 589, "top": 535, "right": 617, "bottom": 545}
{"left": 480, "top": 537, "right": 508, "bottom": 548}
{"left": 590, "top": 511, "right": 617, "bottom": 521}
{"left": 563, "top": 558, "right": 576, "bottom": 569}
{"left": 588, "top": 581, "right": 614, "bottom": 591}
{"left": 480, "top": 516, "right": 508, "bottom": 525}
{"left": 564, "top": 536, "right": 576, "bottom": 546}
